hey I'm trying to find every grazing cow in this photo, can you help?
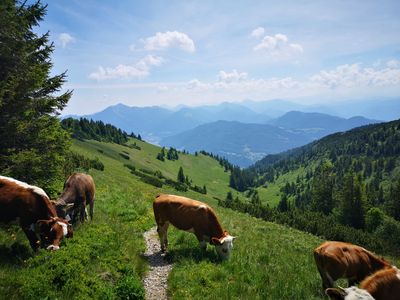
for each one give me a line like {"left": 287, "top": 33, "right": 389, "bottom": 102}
{"left": 153, "top": 194, "right": 236, "bottom": 260}
{"left": 53, "top": 173, "right": 95, "bottom": 224}
{"left": 326, "top": 267, "right": 400, "bottom": 300}
{"left": 0, "top": 176, "right": 73, "bottom": 250}
{"left": 314, "top": 241, "right": 391, "bottom": 289}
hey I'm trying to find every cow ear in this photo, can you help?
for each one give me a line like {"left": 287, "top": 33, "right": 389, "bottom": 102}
{"left": 211, "top": 237, "right": 223, "bottom": 245}
{"left": 325, "top": 288, "right": 346, "bottom": 300}
{"left": 37, "top": 219, "right": 51, "bottom": 226}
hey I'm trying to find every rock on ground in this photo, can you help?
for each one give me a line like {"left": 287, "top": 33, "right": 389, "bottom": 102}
{"left": 143, "top": 227, "right": 173, "bottom": 300}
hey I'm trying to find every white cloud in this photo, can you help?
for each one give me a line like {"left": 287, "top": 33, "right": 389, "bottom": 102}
{"left": 185, "top": 61, "right": 400, "bottom": 96}
{"left": 58, "top": 33, "right": 74, "bottom": 48}
{"left": 251, "top": 27, "right": 265, "bottom": 38}
{"left": 218, "top": 70, "right": 248, "bottom": 83}
{"left": 254, "top": 33, "right": 303, "bottom": 58}
{"left": 187, "top": 79, "right": 210, "bottom": 90}
{"left": 310, "top": 63, "right": 400, "bottom": 89}
{"left": 142, "top": 31, "right": 195, "bottom": 52}
{"left": 387, "top": 59, "right": 400, "bottom": 69}
{"left": 89, "top": 55, "right": 164, "bottom": 80}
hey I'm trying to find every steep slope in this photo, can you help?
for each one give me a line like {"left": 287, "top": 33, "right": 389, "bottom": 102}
{"left": 0, "top": 135, "right": 329, "bottom": 299}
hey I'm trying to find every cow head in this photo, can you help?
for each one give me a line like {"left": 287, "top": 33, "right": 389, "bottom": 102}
{"left": 37, "top": 217, "right": 73, "bottom": 250}
{"left": 326, "top": 287, "right": 374, "bottom": 300}
{"left": 211, "top": 230, "right": 236, "bottom": 260}
{"left": 51, "top": 201, "right": 74, "bottom": 219}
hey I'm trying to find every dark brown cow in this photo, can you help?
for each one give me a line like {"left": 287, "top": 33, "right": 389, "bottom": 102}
{"left": 0, "top": 176, "right": 73, "bottom": 250}
{"left": 314, "top": 241, "right": 392, "bottom": 289}
{"left": 326, "top": 267, "right": 400, "bottom": 300}
{"left": 53, "top": 173, "right": 95, "bottom": 224}
{"left": 153, "top": 194, "right": 236, "bottom": 260}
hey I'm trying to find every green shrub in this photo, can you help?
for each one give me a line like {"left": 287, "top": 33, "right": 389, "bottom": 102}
{"left": 365, "top": 208, "right": 385, "bottom": 232}
{"left": 115, "top": 274, "right": 145, "bottom": 300}
{"left": 139, "top": 175, "right": 163, "bottom": 188}
{"left": 119, "top": 152, "right": 130, "bottom": 160}
{"left": 124, "top": 164, "right": 136, "bottom": 172}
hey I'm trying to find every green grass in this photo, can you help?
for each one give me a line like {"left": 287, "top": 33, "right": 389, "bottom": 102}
{"left": 1, "top": 138, "right": 397, "bottom": 299}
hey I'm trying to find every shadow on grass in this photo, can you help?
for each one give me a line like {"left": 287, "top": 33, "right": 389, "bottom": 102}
{"left": 0, "top": 243, "right": 33, "bottom": 266}
{"left": 165, "top": 246, "right": 221, "bottom": 264}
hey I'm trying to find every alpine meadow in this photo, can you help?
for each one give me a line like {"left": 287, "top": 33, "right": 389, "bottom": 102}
{"left": 1, "top": 1, "right": 400, "bottom": 300}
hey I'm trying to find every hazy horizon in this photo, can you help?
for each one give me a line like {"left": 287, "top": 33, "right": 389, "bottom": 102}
{"left": 37, "top": 0, "right": 400, "bottom": 115}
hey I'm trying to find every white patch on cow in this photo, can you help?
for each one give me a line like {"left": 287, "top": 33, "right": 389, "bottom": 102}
{"left": 47, "top": 244, "right": 60, "bottom": 251}
{"left": 342, "top": 286, "right": 374, "bottom": 300}
{"left": 66, "top": 214, "right": 71, "bottom": 222}
{"left": 57, "top": 221, "right": 68, "bottom": 236}
{"left": 215, "top": 234, "right": 235, "bottom": 260}
{"left": 394, "top": 266, "right": 400, "bottom": 281}
{"left": 29, "top": 223, "right": 35, "bottom": 232}
{"left": 0, "top": 175, "right": 49, "bottom": 199}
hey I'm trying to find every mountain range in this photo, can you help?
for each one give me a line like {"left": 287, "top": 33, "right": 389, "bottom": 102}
{"left": 64, "top": 98, "right": 398, "bottom": 166}
{"left": 161, "top": 113, "right": 379, "bottom": 167}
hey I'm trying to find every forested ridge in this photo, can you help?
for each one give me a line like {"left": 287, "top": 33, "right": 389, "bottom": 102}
{"left": 61, "top": 117, "right": 143, "bottom": 145}
{"left": 224, "top": 119, "right": 400, "bottom": 256}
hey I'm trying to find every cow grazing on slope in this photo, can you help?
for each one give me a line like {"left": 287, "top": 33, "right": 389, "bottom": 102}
{"left": 153, "top": 194, "right": 236, "bottom": 260}
{"left": 0, "top": 176, "right": 73, "bottom": 250}
{"left": 326, "top": 267, "right": 400, "bottom": 300}
{"left": 314, "top": 241, "right": 392, "bottom": 289}
{"left": 53, "top": 173, "right": 95, "bottom": 224}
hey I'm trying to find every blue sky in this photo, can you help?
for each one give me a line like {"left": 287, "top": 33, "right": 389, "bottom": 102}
{"left": 35, "top": 0, "right": 400, "bottom": 115}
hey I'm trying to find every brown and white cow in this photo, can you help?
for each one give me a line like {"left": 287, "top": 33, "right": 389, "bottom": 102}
{"left": 314, "top": 241, "right": 392, "bottom": 289}
{"left": 153, "top": 194, "right": 236, "bottom": 260}
{"left": 326, "top": 266, "right": 400, "bottom": 300}
{"left": 53, "top": 173, "right": 95, "bottom": 224}
{"left": 0, "top": 176, "right": 73, "bottom": 250}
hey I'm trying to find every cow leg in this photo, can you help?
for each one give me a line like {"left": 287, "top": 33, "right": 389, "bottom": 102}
{"left": 316, "top": 266, "right": 334, "bottom": 289}
{"left": 89, "top": 201, "right": 94, "bottom": 220}
{"left": 80, "top": 202, "right": 86, "bottom": 222}
{"left": 194, "top": 231, "right": 207, "bottom": 251}
{"left": 157, "top": 222, "right": 169, "bottom": 252}
{"left": 84, "top": 207, "right": 89, "bottom": 221}
{"left": 22, "top": 226, "right": 40, "bottom": 250}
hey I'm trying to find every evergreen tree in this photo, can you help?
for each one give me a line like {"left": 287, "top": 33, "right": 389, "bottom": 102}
{"left": 156, "top": 147, "right": 165, "bottom": 161}
{"left": 338, "top": 172, "right": 365, "bottom": 229}
{"left": 311, "top": 161, "right": 334, "bottom": 214}
{"left": 250, "top": 190, "right": 261, "bottom": 206}
{"left": 386, "top": 179, "right": 400, "bottom": 221}
{"left": 177, "top": 167, "right": 185, "bottom": 183}
{"left": 0, "top": 0, "right": 71, "bottom": 193}
{"left": 277, "top": 194, "right": 289, "bottom": 212}
{"left": 226, "top": 191, "right": 233, "bottom": 203}
{"left": 202, "top": 185, "right": 207, "bottom": 194}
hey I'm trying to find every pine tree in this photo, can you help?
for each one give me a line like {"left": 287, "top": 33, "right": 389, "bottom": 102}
{"left": 277, "top": 194, "right": 289, "bottom": 212}
{"left": 0, "top": 0, "right": 71, "bottom": 194}
{"left": 177, "top": 167, "right": 185, "bottom": 183}
{"left": 386, "top": 179, "right": 400, "bottom": 221}
{"left": 338, "top": 172, "right": 365, "bottom": 229}
{"left": 311, "top": 161, "right": 334, "bottom": 214}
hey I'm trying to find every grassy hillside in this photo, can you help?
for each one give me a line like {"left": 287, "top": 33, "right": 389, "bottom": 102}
{"left": 1, "top": 137, "right": 397, "bottom": 299}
